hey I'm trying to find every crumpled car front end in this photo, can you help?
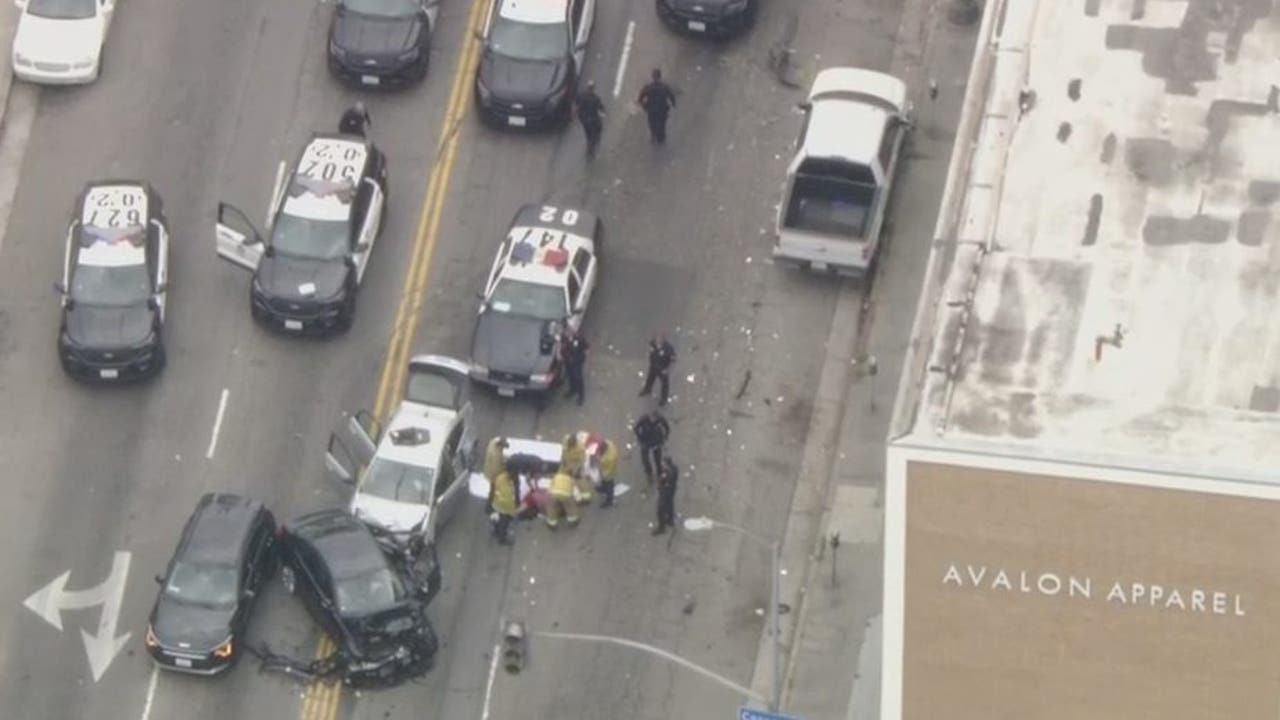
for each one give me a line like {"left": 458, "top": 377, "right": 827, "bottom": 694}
{"left": 342, "top": 605, "right": 439, "bottom": 688}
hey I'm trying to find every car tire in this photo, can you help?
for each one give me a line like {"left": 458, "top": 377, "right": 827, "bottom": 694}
{"left": 336, "top": 293, "right": 357, "bottom": 334}
{"left": 281, "top": 565, "right": 297, "bottom": 595}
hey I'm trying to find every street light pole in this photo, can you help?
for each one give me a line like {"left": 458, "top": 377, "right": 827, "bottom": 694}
{"left": 683, "top": 516, "right": 784, "bottom": 712}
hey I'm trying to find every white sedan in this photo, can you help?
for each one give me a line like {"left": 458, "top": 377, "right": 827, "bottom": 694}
{"left": 12, "top": 0, "right": 114, "bottom": 85}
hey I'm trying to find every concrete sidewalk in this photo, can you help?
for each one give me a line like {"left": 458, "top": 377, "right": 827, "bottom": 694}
{"left": 744, "top": 1, "right": 992, "bottom": 717}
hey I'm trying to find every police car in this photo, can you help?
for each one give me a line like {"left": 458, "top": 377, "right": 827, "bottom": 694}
{"left": 325, "top": 356, "right": 476, "bottom": 546}
{"left": 327, "top": 0, "right": 439, "bottom": 87}
{"left": 470, "top": 203, "right": 601, "bottom": 396}
{"left": 474, "top": 0, "right": 596, "bottom": 128}
{"left": 655, "top": 0, "right": 757, "bottom": 38}
{"left": 214, "top": 133, "right": 387, "bottom": 335}
{"left": 56, "top": 181, "right": 169, "bottom": 381}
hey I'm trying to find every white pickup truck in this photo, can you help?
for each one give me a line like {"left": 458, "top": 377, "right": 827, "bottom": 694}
{"left": 773, "top": 67, "right": 911, "bottom": 277}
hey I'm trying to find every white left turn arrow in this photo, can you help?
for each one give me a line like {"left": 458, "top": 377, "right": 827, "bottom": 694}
{"left": 22, "top": 551, "right": 132, "bottom": 682}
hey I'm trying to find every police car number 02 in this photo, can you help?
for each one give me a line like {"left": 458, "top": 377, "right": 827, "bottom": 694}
{"left": 300, "top": 139, "right": 363, "bottom": 183}
{"left": 539, "top": 205, "right": 578, "bottom": 226}
{"left": 84, "top": 186, "right": 145, "bottom": 229}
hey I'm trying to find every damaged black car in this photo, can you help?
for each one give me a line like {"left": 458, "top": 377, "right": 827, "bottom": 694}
{"left": 277, "top": 509, "right": 441, "bottom": 687}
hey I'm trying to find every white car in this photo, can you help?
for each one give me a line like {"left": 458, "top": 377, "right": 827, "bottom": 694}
{"left": 12, "top": 0, "right": 114, "bottom": 84}
{"left": 325, "top": 356, "right": 476, "bottom": 546}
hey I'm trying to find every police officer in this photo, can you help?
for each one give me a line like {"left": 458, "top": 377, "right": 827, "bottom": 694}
{"left": 632, "top": 409, "right": 670, "bottom": 484}
{"left": 639, "top": 333, "right": 676, "bottom": 406}
{"left": 575, "top": 81, "right": 606, "bottom": 157}
{"left": 563, "top": 331, "right": 589, "bottom": 405}
{"left": 637, "top": 68, "right": 676, "bottom": 144}
{"left": 652, "top": 456, "right": 679, "bottom": 535}
{"left": 339, "top": 101, "right": 372, "bottom": 136}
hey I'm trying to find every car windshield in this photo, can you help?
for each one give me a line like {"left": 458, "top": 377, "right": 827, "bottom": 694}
{"left": 70, "top": 264, "right": 150, "bottom": 306}
{"left": 489, "top": 278, "right": 566, "bottom": 321}
{"left": 488, "top": 17, "right": 568, "bottom": 61}
{"left": 164, "top": 562, "right": 238, "bottom": 608}
{"left": 271, "top": 213, "right": 349, "bottom": 261}
{"left": 27, "top": 0, "right": 95, "bottom": 20}
{"left": 335, "top": 567, "right": 406, "bottom": 615}
{"left": 362, "top": 457, "right": 434, "bottom": 504}
{"left": 342, "top": 0, "right": 418, "bottom": 16}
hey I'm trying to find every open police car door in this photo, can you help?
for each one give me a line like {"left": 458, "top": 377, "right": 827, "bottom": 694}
{"left": 324, "top": 410, "right": 382, "bottom": 487}
{"left": 214, "top": 202, "right": 265, "bottom": 272}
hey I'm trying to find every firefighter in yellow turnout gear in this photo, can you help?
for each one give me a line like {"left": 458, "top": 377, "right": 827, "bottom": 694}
{"left": 545, "top": 470, "right": 580, "bottom": 528}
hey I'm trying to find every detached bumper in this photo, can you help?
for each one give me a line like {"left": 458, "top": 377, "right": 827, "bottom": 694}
{"left": 655, "top": 1, "right": 755, "bottom": 38}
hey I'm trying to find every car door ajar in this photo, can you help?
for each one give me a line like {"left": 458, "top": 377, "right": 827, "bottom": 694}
{"left": 214, "top": 202, "right": 265, "bottom": 272}
{"left": 325, "top": 410, "right": 382, "bottom": 487}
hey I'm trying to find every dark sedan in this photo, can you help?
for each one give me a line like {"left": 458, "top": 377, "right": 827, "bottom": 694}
{"left": 473, "top": 0, "right": 596, "bottom": 129}
{"left": 146, "top": 494, "right": 277, "bottom": 674}
{"left": 278, "top": 510, "right": 441, "bottom": 688}
{"left": 328, "top": 0, "right": 438, "bottom": 88}
{"left": 656, "top": 0, "right": 757, "bottom": 38}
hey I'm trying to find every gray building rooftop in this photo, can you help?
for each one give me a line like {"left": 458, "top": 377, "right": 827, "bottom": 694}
{"left": 895, "top": 0, "right": 1280, "bottom": 482}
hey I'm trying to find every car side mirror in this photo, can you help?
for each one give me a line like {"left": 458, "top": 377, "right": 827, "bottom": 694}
{"left": 345, "top": 255, "right": 357, "bottom": 270}
{"left": 147, "top": 297, "right": 159, "bottom": 312}
{"left": 53, "top": 281, "right": 67, "bottom": 295}
{"left": 154, "top": 574, "right": 164, "bottom": 585}
{"left": 243, "top": 588, "right": 256, "bottom": 600}
{"left": 472, "top": 29, "right": 484, "bottom": 42}
{"left": 575, "top": 40, "right": 588, "bottom": 51}
{"left": 475, "top": 290, "right": 485, "bottom": 300}
{"left": 355, "top": 241, "right": 371, "bottom": 253}
{"left": 154, "top": 282, "right": 168, "bottom": 294}
{"left": 795, "top": 101, "right": 812, "bottom": 112}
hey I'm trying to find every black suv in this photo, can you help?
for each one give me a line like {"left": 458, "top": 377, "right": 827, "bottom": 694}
{"left": 328, "top": 0, "right": 438, "bottom": 88}
{"left": 56, "top": 181, "right": 169, "bottom": 382}
{"left": 146, "top": 494, "right": 277, "bottom": 674}
{"left": 278, "top": 510, "right": 441, "bottom": 687}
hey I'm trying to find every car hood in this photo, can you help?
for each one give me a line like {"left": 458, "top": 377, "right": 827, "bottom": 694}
{"left": 479, "top": 52, "right": 568, "bottom": 103}
{"left": 64, "top": 303, "right": 154, "bottom": 349}
{"left": 332, "top": 10, "right": 422, "bottom": 56}
{"left": 471, "top": 311, "right": 557, "bottom": 375}
{"left": 257, "top": 254, "right": 348, "bottom": 303}
{"left": 344, "top": 603, "right": 430, "bottom": 656}
{"left": 14, "top": 15, "right": 101, "bottom": 62}
{"left": 351, "top": 492, "right": 431, "bottom": 535}
{"left": 151, "top": 600, "right": 235, "bottom": 653}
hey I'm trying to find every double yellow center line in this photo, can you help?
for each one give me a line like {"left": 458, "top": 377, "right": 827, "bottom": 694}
{"left": 302, "top": 0, "right": 488, "bottom": 717}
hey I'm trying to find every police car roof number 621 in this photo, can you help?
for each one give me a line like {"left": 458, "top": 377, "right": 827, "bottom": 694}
{"left": 83, "top": 185, "right": 146, "bottom": 229}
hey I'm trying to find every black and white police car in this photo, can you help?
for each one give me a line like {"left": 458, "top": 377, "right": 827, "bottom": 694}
{"left": 214, "top": 133, "right": 388, "bottom": 335}
{"left": 474, "top": 0, "right": 596, "bottom": 128}
{"left": 328, "top": 0, "right": 440, "bottom": 88}
{"left": 56, "top": 181, "right": 169, "bottom": 381}
{"left": 470, "top": 203, "right": 601, "bottom": 396}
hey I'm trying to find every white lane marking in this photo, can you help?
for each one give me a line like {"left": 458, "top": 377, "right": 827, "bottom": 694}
{"left": 480, "top": 641, "right": 500, "bottom": 720}
{"left": 612, "top": 21, "right": 635, "bottom": 98}
{"left": 139, "top": 665, "right": 159, "bottom": 720}
{"left": 22, "top": 551, "right": 133, "bottom": 682}
{"left": 206, "top": 388, "right": 230, "bottom": 459}
{"left": 267, "top": 160, "right": 287, "bottom": 228}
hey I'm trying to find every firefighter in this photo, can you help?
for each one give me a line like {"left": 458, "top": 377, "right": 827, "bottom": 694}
{"left": 546, "top": 470, "right": 581, "bottom": 528}
{"left": 482, "top": 437, "right": 508, "bottom": 513}
{"left": 490, "top": 469, "right": 518, "bottom": 545}
{"left": 560, "top": 432, "right": 586, "bottom": 479}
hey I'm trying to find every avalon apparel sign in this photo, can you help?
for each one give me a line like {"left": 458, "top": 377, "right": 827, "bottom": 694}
{"left": 941, "top": 562, "right": 1247, "bottom": 617}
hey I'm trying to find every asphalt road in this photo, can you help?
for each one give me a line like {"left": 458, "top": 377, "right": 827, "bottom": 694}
{"left": 0, "top": 1, "right": 919, "bottom": 719}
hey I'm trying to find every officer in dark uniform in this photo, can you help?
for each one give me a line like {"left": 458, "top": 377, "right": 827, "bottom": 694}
{"left": 339, "top": 102, "right": 372, "bottom": 137}
{"left": 652, "top": 456, "right": 679, "bottom": 535}
{"left": 575, "top": 81, "right": 606, "bottom": 157}
{"left": 632, "top": 409, "right": 670, "bottom": 484}
{"left": 639, "top": 333, "right": 676, "bottom": 405}
{"left": 563, "top": 331, "right": 589, "bottom": 405}
{"left": 636, "top": 68, "right": 676, "bottom": 144}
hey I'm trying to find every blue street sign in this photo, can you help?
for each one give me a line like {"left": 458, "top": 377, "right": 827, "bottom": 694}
{"left": 739, "top": 708, "right": 802, "bottom": 720}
